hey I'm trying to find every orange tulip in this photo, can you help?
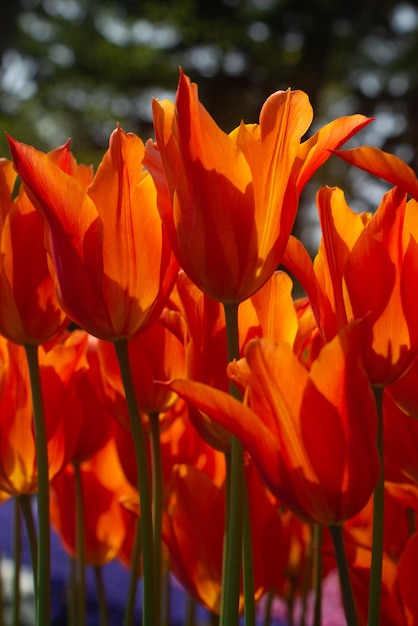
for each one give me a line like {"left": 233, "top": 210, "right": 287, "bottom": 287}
{"left": 7, "top": 127, "right": 178, "bottom": 341}
{"left": 145, "top": 69, "right": 371, "bottom": 303}
{"left": 62, "top": 333, "right": 116, "bottom": 465}
{"left": 335, "top": 145, "right": 418, "bottom": 200}
{"left": 167, "top": 320, "right": 379, "bottom": 526}
{"left": 0, "top": 331, "right": 87, "bottom": 495}
{"left": 387, "top": 357, "right": 418, "bottom": 418}
{"left": 284, "top": 185, "right": 418, "bottom": 385}
{"left": 398, "top": 533, "right": 418, "bottom": 625}
{"left": 159, "top": 401, "right": 226, "bottom": 490}
{"left": 331, "top": 533, "right": 404, "bottom": 626}
{"left": 50, "top": 439, "right": 137, "bottom": 566}
{"left": 163, "top": 460, "right": 287, "bottom": 614}
{"left": 0, "top": 158, "right": 69, "bottom": 344}
{"left": 383, "top": 390, "right": 418, "bottom": 485}
{"left": 97, "top": 317, "right": 185, "bottom": 419}
{"left": 162, "top": 269, "right": 303, "bottom": 451}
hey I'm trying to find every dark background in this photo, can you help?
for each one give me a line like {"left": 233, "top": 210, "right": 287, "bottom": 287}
{"left": 1, "top": 0, "right": 417, "bottom": 251}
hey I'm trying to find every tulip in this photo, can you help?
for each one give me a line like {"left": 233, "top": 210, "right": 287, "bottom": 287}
{"left": 383, "top": 390, "right": 418, "bottom": 485}
{"left": 97, "top": 317, "right": 185, "bottom": 419}
{"left": 167, "top": 320, "right": 379, "bottom": 526}
{"left": 64, "top": 334, "right": 116, "bottom": 465}
{"left": 398, "top": 533, "right": 418, "bottom": 624}
{"left": 145, "top": 69, "right": 371, "bottom": 304}
{"left": 7, "top": 127, "right": 178, "bottom": 341}
{"left": 8, "top": 126, "right": 180, "bottom": 626}
{"left": 50, "top": 439, "right": 136, "bottom": 567}
{"left": 163, "top": 460, "right": 287, "bottom": 615}
{"left": 0, "top": 158, "right": 69, "bottom": 345}
{"left": 285, "top": 185, "right": 418, "bottom": 387}
{"left": 0, "top": 331, "right": 87, "bottom": 496}
{"left": 334, "top": 145, "right": 418, "bottom": 200}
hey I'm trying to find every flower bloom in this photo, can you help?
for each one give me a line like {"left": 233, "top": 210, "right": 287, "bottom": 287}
{"left": 7, "top": 127, "right": 178, "bottom": 341}
{"left": 97, "top": 317, "right": 186, "bottom": 419}
{"left": 50, "top": 439, "right": 137, "bottom": 566}
{"left": 163, "top": 460, "right": 288, "bottom": 614}
{"left": 0, "top": 157, "right": 71, "bottom": 344}
{"left": 334, "top": 145, "right": 418, "bottom": 201}
{"left": 145, "top": 69, "right": 371, "bottom": 303}
{"left": 0, "top": 331, "right": 87, "bottom": 495}
{"left": 167, "top": 321, "right": 379, "bottom": 526}
{"left": 284, "top": 185, "right": 418, "bottom": 386}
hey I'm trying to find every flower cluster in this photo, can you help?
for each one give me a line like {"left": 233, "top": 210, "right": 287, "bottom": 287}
{"left": 1, "top": 69, "right": 418, "bottom": 626}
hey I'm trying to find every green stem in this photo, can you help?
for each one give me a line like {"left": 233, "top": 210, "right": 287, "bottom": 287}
{"left": 19, "top": 495, "right": 38, "bottom": 596}
{"left": 74, "top": 461, "right": 86, "bottom": 626}
{"left": 286, "top": 585, "right": 295, "bottom": 626}
{"left": 149, "top": 411, "right": 163, "bottom": 626}
{"left": 123, "top": 516, "right": 141, "bottom": 626}
{"left": 262, "top": 588, "right": 274, "bottom": 626}
{"left": 0, "top": 547, "right": 4, "bottom": 626}
{"left": 219, "top": 301, "right": 245, "bottom": 626}
{"left": 24, "top": 343, "right": 50, "bottom": 626}
{"left": 368, "top": 385, "right": 385, "bottom": 626}
{"left": 209, "top": 612, "right": 220, "bottom": 626}
{"left": 329, "top": 524, "right": 358, "bottom": 626}
{"left": 312, "top": 524, "right": 323, "bottom": 626}
{"left": 67, "top": 557, "right": 76, "bottom": 626}
{"left": 185, "top": 593, "right": 196, "bottom": 626}
{"left": 299, "top": 526, "right": 313, "bottom": 626}
{"left": 94, "top": 566, "right": 109, "bottom": 626}
{"left": 115, "top": 337, "right": 155, "bottom": 626}
{"left": 407, "top": 507, "right": 415, "bottom": 537}
{"left": 12, "top": 497, "right": 21, "bottom": 626}
{"left": 161, "top": 570, "right": 171, "bottom": 626}
{"left": 242, "top": 483, "right": 255, "bottom": 626}
{"left": 219, "top": 450, "right": 231, "bottom": 620}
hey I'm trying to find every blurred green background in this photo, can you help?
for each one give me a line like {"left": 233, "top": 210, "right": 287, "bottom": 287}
{"left": 1, "top": 0, "right": 417, "bottom": 250}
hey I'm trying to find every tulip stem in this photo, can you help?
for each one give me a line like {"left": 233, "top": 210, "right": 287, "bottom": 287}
{"left": 329, "top": 524, "right": 358, "bottom": 626}
{"left": 185, "top": 593, "right": 196, "bottom": 626}
{"left": 74, "top": 461, "right": 86, "bottom": 626}
{"left": 12, "top": 497, "right": 21, "bottom": 626}
{"left": 149, "top": 411, "right": 163, "bottom": 626}
{"left": 262, "top": 588, "right": 274, "bottom": 626}
{"left": 242, "top": 483, "right": 256, "bottom": 626}
{"left": 161, "top": 570, "right": 171, "bottom": 626}
{"left": 0, "top": 549, "right": 4, "bottom": 626}
{"left": 94, "top": 566, "right": 109, "bottom": 626}
{"left": 115, "top": 339, "right": 155, "bottom": 626}
{"left": 220, "top": 302, "right": 248, "bottom": 626}
{"left": 368, "top": 385, "right": 385, "bottom": 626}
{"left": 124, "top": 516, "right": 141, "bottom": 626}
{"left": 68, "top": 557, "right": 76, "bottom": 626}
{"left": 19, "top": 495, "right": 38, "bottom": 596}
{"left": 25, "top": 343, "right": 50, "bottom": 626}
{"left": 312, "top": 524, "right": 323, "bottom": 626}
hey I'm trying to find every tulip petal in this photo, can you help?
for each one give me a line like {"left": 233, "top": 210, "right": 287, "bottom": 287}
{"left": 335, "top": 146, "right": 418, "bottom": 200}
{"left": 166, "top": 377, "right": 280, "bottom": 482}
{"left": 7, "top": 136, "right": 112, "bottom": 334}
{"left": 296, "top": 114, "right": 372, "bottom": 192}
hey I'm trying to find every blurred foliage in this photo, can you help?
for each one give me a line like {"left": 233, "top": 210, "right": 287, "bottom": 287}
{"left": 1, "top": 0, "right": 418, "bottom": 249}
